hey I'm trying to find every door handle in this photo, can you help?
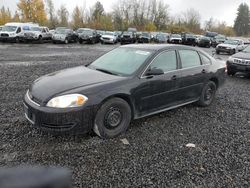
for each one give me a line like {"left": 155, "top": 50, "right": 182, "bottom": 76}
{"left": 202, "top": 69, "right": 206, "bottom": 73}
{"left": 171, "top": 75, "right": 177, "bottom": 80}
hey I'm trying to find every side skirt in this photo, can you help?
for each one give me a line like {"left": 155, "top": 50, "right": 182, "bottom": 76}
{"left": 134, "top": 99, "right": 199, "bottom": 120}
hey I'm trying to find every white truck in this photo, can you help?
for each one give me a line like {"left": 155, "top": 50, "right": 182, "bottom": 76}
{"left": 0, "top": 22, "right": 38, "bottom": 42}
{"left": 22, "top": 26, "right": 52, "bottom": 42}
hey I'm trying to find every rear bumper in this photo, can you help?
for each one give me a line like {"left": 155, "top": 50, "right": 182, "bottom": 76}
{"left": 23, "top": 93, "right": 97, "bottom": 135}
{"left": 227, "top": 61, "right": 250, "bottom": 73}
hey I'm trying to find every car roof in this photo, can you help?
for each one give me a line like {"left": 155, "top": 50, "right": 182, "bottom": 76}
{"left": 120, "top": 44, "right": 197, "bottom": 51}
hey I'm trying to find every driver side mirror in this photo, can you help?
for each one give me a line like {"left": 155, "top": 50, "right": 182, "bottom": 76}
{"left": 146, "top": 68, "right": 164, "bottom": 76}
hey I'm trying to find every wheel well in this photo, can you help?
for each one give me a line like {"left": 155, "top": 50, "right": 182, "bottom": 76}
{"left": 100, "top": 94, "right": 135, "bottom": 119}
{"left": 209, "top": 77, "right": 219, "bottom": 89}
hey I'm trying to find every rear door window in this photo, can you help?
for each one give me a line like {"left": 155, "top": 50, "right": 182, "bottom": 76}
{"left": 179, "top": 50, "right": 201, "bottom": 68}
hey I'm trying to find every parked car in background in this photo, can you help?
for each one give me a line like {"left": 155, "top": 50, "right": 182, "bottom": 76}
{"left": 97, "top": 30, "right": 105, "bottom": 38}
{"left": 226, "top": 45, "right": 250, "bottom": 76}
{"left": 0, "top": 26, "right": 3, "bottom": 31}
{"left": 216, "top": 39, "right": 245, "bottom": 55}
{"left": 100, "top": 31, "right": 118, "bottom": 44}
{"left": 169, "top": 34, "right": 182, "bottom": 44}
{"left": 114, "top": 31, "right": 122, "bottom": 42}
{"left": 78, "top": 29, "right": 99, "bottom": 44}
{"left": 120, "top": 31, "right": 136, "bottom": 45}
{"left": 24, "top": 44, "right": 226, "bottom": 138}
{"left": 154, "top": 33, "right": 168, "bottom": 43}
{"left": 22, "top": 26, "right": 52, "bottom": 42}
{"left": 204, "top": 31, "right": 218, "bottom": 38}
{"left": 196, "top": 36, "right": 211, "bottom": 48}
{"left": 137, "top": 32, "right": 151, "bottom": 43}
{"left": 128, "top": 27, "right": 137, "bottom": 34}
{"left": 0, "top": 22, "right": 38, "bottom": 42}
{"left": 181, "top": 33, "right": 196, "bottom": 46}
{"left": 211, "top": 35, "right": 227, "bottom": 47}
{"left": 52, "top": 28, "right": 78, "bottom": 44}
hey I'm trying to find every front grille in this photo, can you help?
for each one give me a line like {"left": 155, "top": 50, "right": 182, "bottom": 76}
{"left": 219, "top": 46, "right": 227, "bottom": 49}
{"left": 1, "top": 33, "right": 9, "bottom": 37}
{"left": 103, "top": 37, "right": 110, "bottom": 40}
{"left": 233, "top": 58, "right": 250, "bottom": 65}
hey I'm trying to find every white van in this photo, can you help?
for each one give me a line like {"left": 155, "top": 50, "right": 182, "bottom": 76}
{"left": 0, "top": 22, "right": 39, "bottom": 42}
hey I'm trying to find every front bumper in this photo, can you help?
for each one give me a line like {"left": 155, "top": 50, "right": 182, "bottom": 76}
{"left": 23, "top": 93, "right": 96, "bottom": 134}
{"left": 227, "top": 61, "right": 250, "bottom": 73}
{"left": 217, "top": 47, "right": 232, "bottom": 53}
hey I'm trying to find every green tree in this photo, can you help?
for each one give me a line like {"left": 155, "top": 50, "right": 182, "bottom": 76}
{"left": 92, "top": 1, "right": 104, "bottom": 21}
{"left": 72, "top": 6, "right": 84, "bottom": 29}
{"left": 17, "top": 0, "right": 47, "bottom": 25}
{"left": 46, "top": 0, "right": 58, "bottom": 28}
{"left": 234, "top": 3, "right": 250, "bottom": 36}
{"left": 0, "top": 6, "right": 12, "bottom": 25}
{"left": 57, "top": 5, "right": 69, "bottom": 27}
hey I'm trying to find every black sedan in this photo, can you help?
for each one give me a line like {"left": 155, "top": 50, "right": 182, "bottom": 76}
{"left": 226, "top": 45, "right": 250, "bottom": 75}
{"left": 24, "top": 45, "right": 226, "bottom": 138}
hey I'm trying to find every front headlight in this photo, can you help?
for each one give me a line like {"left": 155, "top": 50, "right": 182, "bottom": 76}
{"left": 228, "top": 56, "right": 234, "bottom": 62}
{"left": 46, "top": 94, "right": 88, "bottom": 108}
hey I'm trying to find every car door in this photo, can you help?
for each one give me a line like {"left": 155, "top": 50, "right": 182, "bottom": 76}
{"left": 135, "top": 50, "right": 181, "bottom": 115}
{"left": 176, "top": 49, "right": 209, "bottom": 103}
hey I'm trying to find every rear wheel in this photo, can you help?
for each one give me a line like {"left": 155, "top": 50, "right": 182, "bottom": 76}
{"left": 227, "top": 70, "right": 236, "bottom": 76}
{"left": 93, "top": 98, "right": 131, "bottom": 139}
{"left": 197, "top": 81, "right": 217, "bottom": 107}
{"left": 65, "top": 38, "right": 69, "bottom": 44}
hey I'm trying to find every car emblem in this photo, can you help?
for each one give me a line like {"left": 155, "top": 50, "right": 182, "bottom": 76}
{"left": 242, "top": 60, "right": 246, "bottom": 64}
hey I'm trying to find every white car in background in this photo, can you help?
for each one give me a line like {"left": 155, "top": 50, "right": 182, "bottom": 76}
{"left": 0, "top": 22, "right": 38, "bottom": 42}
{"left": 22, "top": 26, "right": 52, "bottom": 42}
{"left": 216, "top": 39, "right": 246, "bottom": 55}
{"left": 169, "top": 34, "right": 182, "bottom": 44}
{"left": 100, "top": 31, "right": 118, "bottom": 44}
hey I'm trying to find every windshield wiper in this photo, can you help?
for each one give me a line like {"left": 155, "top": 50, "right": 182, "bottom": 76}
{"left": 95, "top": 68, "right": 119, "bottom": 76}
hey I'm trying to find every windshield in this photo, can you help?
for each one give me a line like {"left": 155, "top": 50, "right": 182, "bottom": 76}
{"left": 171, "top": 34, "right": 181, "bottom": 38}
{"left": 89, "top": 48, "right": 152, "bottom": 76}
{"left": 105, "top": 32, "right": 114, "bottom": 36}
{"left": 30, "top": 27, "right": 41, "bottom": 31}
{"left": 243, "top": 45, "right": 250, "bottom": 52}
{"left": 56, "top": 29, "right": 69, "bottom": 34}
{"left": 142, "top": 33, "right": 150, "bottom": 37}
{"left": 81, "top": 30, "right": 93, "bottom": 35}
{"left": 224, "top": 40, "right": 239, "bottom": 45}
{"left": 2, "top": 26, "right": 17, "bottom": 32}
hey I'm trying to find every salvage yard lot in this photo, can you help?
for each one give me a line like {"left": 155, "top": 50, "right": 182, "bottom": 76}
{"left": 0, "top": 43, "right": 250, "bottom": 187}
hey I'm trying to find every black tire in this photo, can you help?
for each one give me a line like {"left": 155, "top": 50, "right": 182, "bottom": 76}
{"left": 230, "top": 49, "right": 236, "bottom": 55}
{"left": 53, "top": 41, "right": 56, "bottom": 44}
{"left": 93, "top": 98, "right": 132, "bottom": 138}
{"left": 227, "top": 70, "right": 236, "bottom": 76}
{"left": 79, "top": 39, "right": 83, "bottom": 44}
{"left": 65, "top": 38, "right": 69, "bottom": 44}
{"left": 216, "top": 50, "right": 220, "bottom": 54}
{"left": 38, "top": 36, "right": 43, "bottom": 44}
{"left": 197, "top": 81, "right": 217, "bottom": 107}
{"left": 15, "top": 37, "right": 20, "bottom": 43}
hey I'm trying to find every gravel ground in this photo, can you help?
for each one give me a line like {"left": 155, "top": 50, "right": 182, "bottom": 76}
{"left": 0, "top": 43, "right": 250, "bottom": 187}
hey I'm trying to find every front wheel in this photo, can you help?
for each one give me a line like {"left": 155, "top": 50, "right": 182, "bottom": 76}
{"left": 230, "top": 49, "right": 236, "bottom": 55}
{"left": 65, "top": 38, "right": 69, "bottom": 44}
{"left": 93, "top": 98, "right": 131, "bottom": 139}
{"left": 197, "top": 81, "right": 217, "bottom": 107}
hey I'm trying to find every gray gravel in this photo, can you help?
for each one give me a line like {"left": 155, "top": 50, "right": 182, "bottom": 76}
{"left": 0, "top": 43, "right": 250, "bottom": 188}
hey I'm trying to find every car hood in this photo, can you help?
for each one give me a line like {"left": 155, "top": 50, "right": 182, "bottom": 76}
{"left": 170, "top": 37, "right": 181, "bottom": 40}
{"left": 102, "top": 35, "right": 115, "bottom": 39}
{"left": 53, "top": 34, "right": 66, "bottom": 37}
{"left": 217, "top": 43, "right": 236, "bottom": 48}
{"left": 232, "top": 51, "right": 250, "bottom": 59}
{"left": 29, "top": 66, "right": 122, "bottom": 103}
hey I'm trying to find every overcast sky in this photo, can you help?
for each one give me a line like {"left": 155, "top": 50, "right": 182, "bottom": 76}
{"left": 0, "top": 0, "right": 248, "bottom": 27}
